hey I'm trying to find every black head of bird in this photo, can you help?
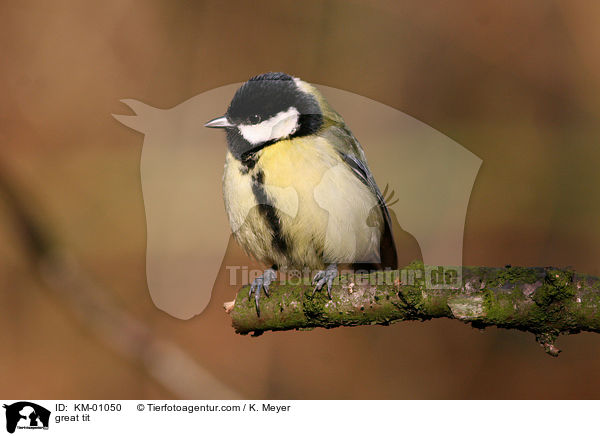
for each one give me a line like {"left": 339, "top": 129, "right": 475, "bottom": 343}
{"left": 204, "top": 72, "right": 324, "bottom": 160}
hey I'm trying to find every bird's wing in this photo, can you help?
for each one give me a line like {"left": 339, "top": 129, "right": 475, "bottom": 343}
{"left": 320, "top": 125, "right": 398, "bottom": 269}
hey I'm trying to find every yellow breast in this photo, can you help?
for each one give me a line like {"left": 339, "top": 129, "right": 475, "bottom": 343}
{"left": 223, "top": 136, "right": 384, "bottom": 269}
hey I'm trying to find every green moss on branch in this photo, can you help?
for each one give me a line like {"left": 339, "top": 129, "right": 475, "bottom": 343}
{"left": 226, "top": 262, "right": 600, "bottom": 357}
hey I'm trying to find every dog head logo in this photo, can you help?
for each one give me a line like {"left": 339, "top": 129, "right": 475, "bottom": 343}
{"left": 3, "top": 402, "right": 50, "bottom": 433}
{"left": 113, "top": 83, "right": 481, "bottom": 320}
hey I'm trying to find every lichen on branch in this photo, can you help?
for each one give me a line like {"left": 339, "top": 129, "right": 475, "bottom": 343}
{"left": 225, "top": 262, "right": 600, "bottom": 357}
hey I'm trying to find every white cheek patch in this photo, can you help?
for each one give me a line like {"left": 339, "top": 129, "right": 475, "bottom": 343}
{"left": 238, "top": 107, "right": 300, "bottom": 145}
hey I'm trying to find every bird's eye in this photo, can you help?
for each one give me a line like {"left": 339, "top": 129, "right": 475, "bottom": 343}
{"left": 249, "top": 114, "right": 261, "bottom": 124}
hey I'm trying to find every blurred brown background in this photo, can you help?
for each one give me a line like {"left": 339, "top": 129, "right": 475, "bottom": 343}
{"left": 2, "top": 0, "right": 600, "bottom": 399}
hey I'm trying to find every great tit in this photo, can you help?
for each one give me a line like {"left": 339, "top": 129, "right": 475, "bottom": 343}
{"left": 206, "top": 72, "right": 397, "bottom": 316}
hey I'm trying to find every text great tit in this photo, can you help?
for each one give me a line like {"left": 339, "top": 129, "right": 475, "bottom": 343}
{"left": 205, "top": 72, "right": 397, "bottom": 316}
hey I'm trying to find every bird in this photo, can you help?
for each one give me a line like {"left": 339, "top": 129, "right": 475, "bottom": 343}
{"left": 205, "top": 72, "right": 397, "bottom": 316}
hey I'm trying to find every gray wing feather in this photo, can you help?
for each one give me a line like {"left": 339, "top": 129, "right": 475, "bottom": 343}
{"left": 320, "top": 125, "right": 389, "bottom": 219}
{"left": 320, "top": 124, "right": 397, "bottom": 268}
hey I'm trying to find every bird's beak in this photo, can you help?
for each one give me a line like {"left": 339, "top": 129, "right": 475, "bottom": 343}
{"left": 204, "top": 116, "right": 234, "bottom": 128}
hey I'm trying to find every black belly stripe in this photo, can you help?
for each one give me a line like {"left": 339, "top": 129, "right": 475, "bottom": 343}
{"left": 239, "top": 152, "right": 257, "bottom": 174}
{"left": 251, "top": 169, "right": 288, "bottom": 255}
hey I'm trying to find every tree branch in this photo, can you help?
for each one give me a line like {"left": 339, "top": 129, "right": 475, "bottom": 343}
{"left": 226, "top": 263, "right": 600, "bottom": 357}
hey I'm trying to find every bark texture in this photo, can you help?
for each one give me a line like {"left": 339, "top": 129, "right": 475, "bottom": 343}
{"left": 227, "top": 262, "right": 600, "bottom": 356}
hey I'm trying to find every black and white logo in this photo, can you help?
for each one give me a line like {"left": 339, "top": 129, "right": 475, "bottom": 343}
{"left": 3, "top": 402, "right": 50, "bottom": 434}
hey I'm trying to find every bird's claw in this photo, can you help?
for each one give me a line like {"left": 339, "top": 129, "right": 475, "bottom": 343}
{"left": 312, "top": 264, "right": 338, "bottom": 299}
{"left": 249, "top": 268, "right": 277, "bottom": 317}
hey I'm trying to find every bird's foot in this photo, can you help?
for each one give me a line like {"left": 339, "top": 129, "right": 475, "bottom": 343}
{"left": 312, "top": 264, "right": 338, "bottom": 299}
{"left": 249, "top": 268, "right": 277, "bottom": 317}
